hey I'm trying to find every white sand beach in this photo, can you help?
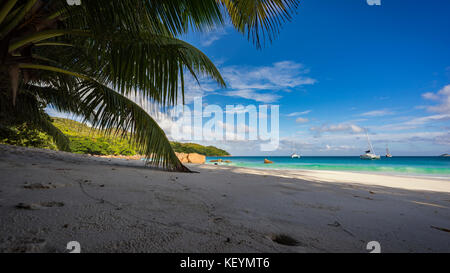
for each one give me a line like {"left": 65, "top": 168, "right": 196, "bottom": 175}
{"left": 0, "top": 144, "right": 449, "bottom": 253}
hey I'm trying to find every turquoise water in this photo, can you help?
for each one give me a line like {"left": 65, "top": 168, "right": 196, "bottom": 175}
{"left": 206, "top": 156, "right": 450, "bottom": 177}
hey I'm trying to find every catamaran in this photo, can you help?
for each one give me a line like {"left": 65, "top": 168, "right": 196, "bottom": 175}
{"left": 360, "top": 130, "right": 381, "bottom": 160}
{"left": 291, "top": 143, "right": 301, "bottom": 158}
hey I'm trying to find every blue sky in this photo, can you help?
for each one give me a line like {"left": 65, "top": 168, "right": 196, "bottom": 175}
{"left": 174, "top": 0, "right": 450, "bottom": 156}
{"left": 49, "top": 0, "right": 450, "bottom": 156}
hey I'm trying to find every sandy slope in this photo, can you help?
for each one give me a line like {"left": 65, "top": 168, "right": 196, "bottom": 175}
{"left": 0, "top": 144, "right": 449, "bottom": 253}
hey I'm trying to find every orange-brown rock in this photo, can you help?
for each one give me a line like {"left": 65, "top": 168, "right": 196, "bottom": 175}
{"left": 175, "top": 152, "right": 189, "bottom": 163}
{"left": 187, "top": 153, "right": 206, "bottom": 164}
{"left": 176, "top": 152, "right": 205, "bottom": 164}
{"left": 209, "top": 159, "right": 223, "bottom": 163}
{"left": 264, "top": 158, "right": 273, "bottom": 164}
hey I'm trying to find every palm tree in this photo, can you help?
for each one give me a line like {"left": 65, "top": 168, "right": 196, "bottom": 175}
{"left": 0, "top": 0, "right": 299, "bottom": 171}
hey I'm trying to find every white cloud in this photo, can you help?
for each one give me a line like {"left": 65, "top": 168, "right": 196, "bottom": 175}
{"left": 422, "top": 92, "right": 440, "bottom": 101}
{"left": 179, "top": 74, "right": 220, "bottom": 104}
{"left": 359, "top": 109, "right": 393, "bottom": 117}
{"left": 180, "top": 61, "right": 315, "bottom": 104}
{"left": 310, "top": 123, "right": 364, "bottom": 136}
{"left": 222, "top": 61, "right": 315, "bottom": 90}
{"left": 224, "top": 89, "right": 281, "bottom": 103}
{"left": 221, "top": 61, "right": 316, "bottom": 102}
{"left": 422, "top": 84, "right": 450, "bottom": 114}
{"left": 295, "top": 117, "right": 309, "bottom": 124}
{"left": 200, "top": 27, "right": 228, "bottom": 47}
{"left": 405, "top": 114, "right": 450, "bottom": 125}
{"left": 287, "top": 110, "right": 311, "bottom": 117}
{"left": 434, "top": 133, "right": 450, "bottom": 145}
{"left": 322, "top": 144, "right": 356, "bottom": 151}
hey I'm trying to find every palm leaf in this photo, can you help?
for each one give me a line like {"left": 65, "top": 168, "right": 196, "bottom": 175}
{"left": 29, "top": 30, "right": 225, "bottom": 107}
{"left": 0, "top": 88, "right": 70, "bottom": 151}
{"left": 35, "top": 114, "right": 70, "bottom": 152}
{"left": 220, "top": 0, "right": 300, "bottom": 48}
{"left": 24, "top": 79, "right": 187, "bottom": 171}
{"left": 77, "top": 80, "right": 190, "bottom": 172}
{"left": 76, "top": 31, "right": 226, "bottom": 106}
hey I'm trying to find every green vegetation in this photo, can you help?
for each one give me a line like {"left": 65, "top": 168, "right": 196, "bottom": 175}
{"left": 1, "top": 117, "right": 229, "bottom": 156}
{"left": 0, "top": 122, "right": 57, "bottom": 150}
{"left": 170, "top": 142, "right": 229, "bottom": 156}
{"left": 52, "top": 118, "right": 137, "bottom": 156}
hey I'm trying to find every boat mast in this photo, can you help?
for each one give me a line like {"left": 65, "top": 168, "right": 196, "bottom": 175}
{"left": 365, "top": 129, "right": 375, "bottom": 154}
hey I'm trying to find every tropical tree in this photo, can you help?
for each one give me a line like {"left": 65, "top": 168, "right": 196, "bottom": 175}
{"left": 0, "top": 0, "right": 299, "bottom": 171}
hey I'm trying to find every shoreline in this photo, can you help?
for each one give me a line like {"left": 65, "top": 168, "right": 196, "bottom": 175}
{"left": 204, "top": 156, "right": 450, "bottom": 179}
{"left": 205, "top": 163, "right": 450, "bottom": 182}
{"left": 1, "top": 144, "right": 450, "bottom": 253}
{"left": 205, "top": 162, "right": 450, "bottom": 182}
{"left": 199, "top": 164, "right": 450, "bottom": 193}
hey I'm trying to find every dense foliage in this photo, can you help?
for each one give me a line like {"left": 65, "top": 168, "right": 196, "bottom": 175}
{"left": 0, "top": 122, "right": 57, "bottom": 150}
{"left": 52, "top": 117, "right": 137, "bottom": 155}
{"left": 170, "top": 142, "right": 229, "bottom": 156}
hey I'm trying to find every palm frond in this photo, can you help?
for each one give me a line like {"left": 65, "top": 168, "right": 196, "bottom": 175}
{"left": 77, "top": 31, "right": 225, "bottom": 106}
{"left": 77, "top": 80, "right": 190, "bottom": 172}
{"left": 23, "top": 83, "right": 86, "bottom": 116}
{"left": 31, "top": 31, "right": 225, "bottom": 107}
{"left": 0, "top": 89, "right": 70, "bottom": 151}
{"left": 221, "top": 0, "right": 300, "bottom": 48}
{"left": 63, "top": 0, "right": 224, "bottom": 36}
{"left": 35, "top": 114, "right": 70, "bottom": 151}
{"left": 23, "top": 77, "right": 189, "bottom": 172}
{"left": 0, "top": 0, "right": 19, "bottom": 25}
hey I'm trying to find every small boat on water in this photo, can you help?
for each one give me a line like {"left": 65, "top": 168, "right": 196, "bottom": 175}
{"left": 360, "top": 129, "right": 380, "bottom": 160}
{"left": 386, "top": 145, "right": 392, "bottom": 158}
{"left": 360, "top": 152, "right": 381, "bottom": 160}
{"left": 290, "top": 143, "right": 301, "bottom": 158}
{"left": 264, "top": 158, "right": 274, "bottom": 164}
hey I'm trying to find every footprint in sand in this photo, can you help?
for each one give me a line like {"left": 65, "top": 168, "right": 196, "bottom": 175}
{"left": 23, "top": 183, "right": 64, "bottom": 189}
{"left": 270, "top": 234, "right": 303, "bottom": 247}
{"left": 327, "top": 221, "right": 355, "bottom": 237}
{"left": 328, "top": 221, "right": 341, "bottom": 227}
{"left": 353, "top": 195, "right": 374, "bottom": 200}
{"left": 16, "top": 201, "right": 64, "bottom": 210}
{"left": 40, "top": 201, "right": 65, "bottom": 207}
{"left": 0, "top": 237, "right": 47, "bottom": 253}
{"left": 24, "top": 183, "right": 51, "bottom": 189}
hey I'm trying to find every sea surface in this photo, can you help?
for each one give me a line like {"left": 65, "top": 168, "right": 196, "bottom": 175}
{"left": 205, "top": 156, "right": 450, "bottom": 178}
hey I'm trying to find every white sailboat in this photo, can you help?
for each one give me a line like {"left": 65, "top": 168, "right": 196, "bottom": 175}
{"left": 385, "top": 144, "right": 392, "bottom": 158}
{"left": 291, "top": 144, "right": 301, "bottom": 158}
{"left": 360, "top": 129, "right": 380, "bottom": 160}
